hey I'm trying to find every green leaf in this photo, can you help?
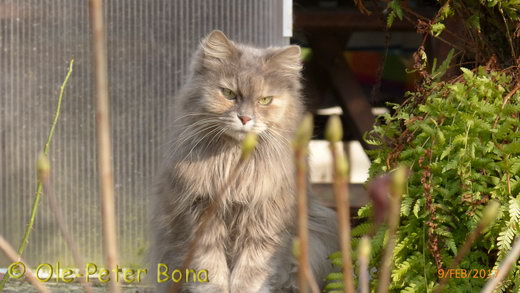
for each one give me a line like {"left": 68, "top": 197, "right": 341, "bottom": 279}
{"left": 439, "top": 3, "right": 453, "bottom": 20}
{"left": 430, "top": 22, "right": 446, "bottom": 37}
{"left": 352, "top": 222, "right": 374, "bottom": 237}
{"left": 325, "top": 272, "right": 344, "bottom": 281}
{"left": 504, "top": 142, "right": 520, "bottom": 155}
{"left": 460, "top": 67, "right": 474, "bottom": 79}
{"left": 324, "top": 281, "right": 344, "bottom": 290}
{"left": 391, "top": 0, "right": 403, "bottom": 20}
{"left": 432, "top": 49, "right": 455, "bottom": 81}
{"left": 467, "top": 14, "right": 481, "bottom": 32}
{"left": 387, "top": 12, "right": 396, "bottom": 28}
{"left": 413, "top": 198, "right": 423, "bottom": 218}
{"left": 446, "top": 238, "right": 458, "bottom": 255}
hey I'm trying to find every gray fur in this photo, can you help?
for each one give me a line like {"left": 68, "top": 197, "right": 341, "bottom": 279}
{"left": 149, "top": 30, "right": 338, "bottom": 293}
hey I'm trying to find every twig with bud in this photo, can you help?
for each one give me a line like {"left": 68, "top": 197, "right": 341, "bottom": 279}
{"left": 36, "top": 154, "right": 93, "bottom": 293}
{"left": 0, "top": 59, "right": 74, "bottom": 290}
{"left": 292, "top": 238, "right": 320, "bottom": 293}
{"left": 358, "top": 236, "right": 371, "bottom": 293}
{"left": 325, "top": 115, "right": 355, "bottom": 293}
{"left": 377, "top": 166, "right": 407, "bottom": 293}
{"left": 433, "top": 201, "right": 500, "bottom": 293}
{"left": 293, "top": 114, "right": 319, "bottom": 293}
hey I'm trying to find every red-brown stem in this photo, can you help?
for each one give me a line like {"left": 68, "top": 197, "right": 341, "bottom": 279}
{"left": 329, "top": 143, "right": 355, "bottom": 293}
{"left": 295, "top": 148, "right": 311, "bottom": 293}
{"left": 89, "top": 0, "right": 120, "bottom": 292}
{"left": 41, "top": 176, "right": 93, "bottom": 293}
{"left": 0, "top": 235, "right": 50, "bottom": 293}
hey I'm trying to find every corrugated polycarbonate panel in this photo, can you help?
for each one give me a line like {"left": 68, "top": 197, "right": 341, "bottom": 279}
{"left": 0, "top": 0, "right": 288, "bottom": 267}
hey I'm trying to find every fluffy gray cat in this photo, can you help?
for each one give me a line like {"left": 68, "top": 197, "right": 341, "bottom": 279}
{"left": 149, "top": 30, "right": 338, "bottom": 293}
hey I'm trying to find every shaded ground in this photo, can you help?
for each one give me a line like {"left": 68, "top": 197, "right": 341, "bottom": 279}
{"left": 3, "top": 279, "right": 153, "bottom": 292}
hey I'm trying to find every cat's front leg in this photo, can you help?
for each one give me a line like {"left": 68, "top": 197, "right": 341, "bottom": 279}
{"left": 182, "top": 217, "right": 230, "bottom": 293}
{"left": 229, "top": 241, "right": 279, "bottom": 293}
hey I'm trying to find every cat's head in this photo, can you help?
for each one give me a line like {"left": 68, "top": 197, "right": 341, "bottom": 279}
{"left": 185, "top": 30, "right": 304, "bottom": 141}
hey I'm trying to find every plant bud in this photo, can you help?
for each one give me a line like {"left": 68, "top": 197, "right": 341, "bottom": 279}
{"left": 325, "top": 115, "right": 343, "bottom": 143}
{"left": 358, "top": 236, "right": 371, "bottom": 259}
{"left": 292, "top": 237, "right": 300, "bottom": 258}
{"left": 480, "top": 200, "right": 500, "bottom": 229}
{"left": 294, "top": 113, "right": 314, "bottom": 150}
{"left": 390, "top": 165, "right": 408, "bottom": 198}
{"left": 240, "top": 132, "right": 258, "bottom": 160}
{"left": 436, "top": 129, "right": 445, "bottom": 145}
{"left": 37, "top": 153, "right": 51, "bottom": 181}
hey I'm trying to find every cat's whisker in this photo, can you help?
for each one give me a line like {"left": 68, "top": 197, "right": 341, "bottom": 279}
{"left": 171, "top": 112, "right": 215, "bottom": 123}
{"left": 167, "top": 121, "right": 221, "bottom": 159}
{"left": 201, "top": 127, "right": 228, "bottom": 155}
{"left": 182, "top": 125, "right": 223, "bottom": 162}
{"left": 264, "top": 128, "right": 292, "bottom": 149}
{"left": 163, "top": 119, "right": 215, "bottom": 150}
{"left": 170, "top": 117, "right": 223, "bottom": 144}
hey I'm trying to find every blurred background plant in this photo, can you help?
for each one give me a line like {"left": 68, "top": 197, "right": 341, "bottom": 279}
{"left": 324, "top": 0, "right": 520, "bottom": 292}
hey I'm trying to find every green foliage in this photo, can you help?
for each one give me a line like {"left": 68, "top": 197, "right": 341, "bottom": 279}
{"left": 386, "top": 0, "right": 404, "bottom": 28}
{"left": 386, "top": 0, "right": 519, "bottom": 65}
{"left": 350, "top": 67, "right": 518, "bottom": 292}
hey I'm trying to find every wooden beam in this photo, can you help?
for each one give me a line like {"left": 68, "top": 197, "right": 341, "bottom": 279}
{"left": 307, "top": 32, "right": 376, "bottom": 150}
{"left": 294, "top": 10, "right": 414, "bottom": 31}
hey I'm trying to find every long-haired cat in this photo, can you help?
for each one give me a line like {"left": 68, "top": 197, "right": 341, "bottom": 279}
{"left": 150, "top": 30, "right": 338, "bottom": 293}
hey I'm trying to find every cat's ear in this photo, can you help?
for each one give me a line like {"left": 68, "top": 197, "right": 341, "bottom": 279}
{"left": 200, "top": 30, "right": 237, "bottom": 64}
{"left": 265, "top": 45, "right": 302, "bottom": 74}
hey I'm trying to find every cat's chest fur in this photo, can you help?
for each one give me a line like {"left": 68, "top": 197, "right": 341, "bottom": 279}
{"left": 170, "top": 140, "right": 294, "bottom": 206}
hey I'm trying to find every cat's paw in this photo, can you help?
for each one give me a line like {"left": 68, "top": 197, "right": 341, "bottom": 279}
{"left": 230, "top": 283, "right": 271, "bottom": 293}
{"left": 183, "top": 282, "right": 229, "bottom": 293}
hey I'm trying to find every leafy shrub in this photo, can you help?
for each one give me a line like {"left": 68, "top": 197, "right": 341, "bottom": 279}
{"left": 350, "top": 67, "right": 519, "bottom": 292}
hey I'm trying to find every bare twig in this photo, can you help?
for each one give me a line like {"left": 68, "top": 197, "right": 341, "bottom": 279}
{"left": 481, "top": 237, "right": 520, "bottom": 293}
{"left": 326, "top": 115, "right": 355, "bottom": 293}
{"left": 36, "top": 154, "right": 94, "bottom": 293}
{"left": 89, "top": 0, "right": 120, "bottom": 292}
{"left": 0, "top": 59, "right": 74, "bottom": 290}
{"left": 377, "top": 166, "right": 406, "bottom": 293}
{"left": 305, "top": 267, "right": 320, "bottom": 293}
{"left": 292, "top": 239, "right": 320, "bottom": 293}
{"left": 0, "top": 235, "right": 50, "bottom": 293}
{"left": 358, "top": 236, "right": 371, "bottom": 293}
{"left": 434, "top": 201, "right": 500, "bottom": 293}
{"left": 295, "top": 149, "right": 310, "bottom": 293}
{"left": 293, "top": 114, "right": 318, "bottom": 293}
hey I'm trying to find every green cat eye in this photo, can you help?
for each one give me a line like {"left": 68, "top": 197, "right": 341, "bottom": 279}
{"left": 258, "top": 96, "right": 273, "bottom": 105}
{"left": 221, "top": 88, "right": 237, "bottom": 100}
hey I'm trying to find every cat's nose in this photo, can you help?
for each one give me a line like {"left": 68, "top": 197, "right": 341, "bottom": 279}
{"left": 237, "top": 114, "right": 252, "bottom": 125}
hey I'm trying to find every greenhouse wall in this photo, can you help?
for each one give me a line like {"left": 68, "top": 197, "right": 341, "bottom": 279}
{"left": 0, "top": 0, "right": 288, "bottom": 267}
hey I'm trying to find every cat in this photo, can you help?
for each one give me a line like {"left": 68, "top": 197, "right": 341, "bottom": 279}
{"left": 149, "top": 30, "right": 338, "bottom": 293}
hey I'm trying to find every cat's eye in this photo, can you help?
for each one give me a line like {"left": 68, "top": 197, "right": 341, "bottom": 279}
{"left": 221, "top": 88, "right": 237, "bottom": 100}
{"left": 258, "top": 96, "right": 273, "bottom": 105}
